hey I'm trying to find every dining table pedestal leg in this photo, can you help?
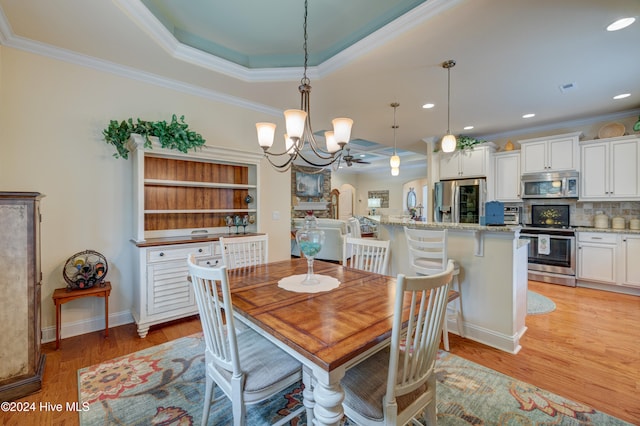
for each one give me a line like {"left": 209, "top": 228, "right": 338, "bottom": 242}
{"left": 302, "top": 367, "right": 315, "bottom": 425}
{"left": 312, "top": 379, "right": 345, "bottom": 426}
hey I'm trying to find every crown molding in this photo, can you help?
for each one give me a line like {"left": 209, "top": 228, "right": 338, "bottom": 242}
{"left": 113, "top": 0, "right": 461, "bottom": 82}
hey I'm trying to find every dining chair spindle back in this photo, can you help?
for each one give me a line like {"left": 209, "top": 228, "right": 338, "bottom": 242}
{"left": 341, "top": 260, "right": 456, "bottom": 425}
{"left": 343, "top": 236, "right": 391, "bottom": 275}
{"left": 404, "top": 227, "right": 462, "bottom": 351}
{"left": 187, "top": 255, "right": 303, "bottom": 426}
{"left": 220, "top": 234, "right": 268, "bottom": 270}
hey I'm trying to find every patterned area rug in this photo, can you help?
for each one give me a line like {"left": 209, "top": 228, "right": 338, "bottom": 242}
{"left": 528, "top": 290, "right": 556, "bottom": 315}
{"left": 78, "top": 334, "right": 631, "bottom": 425}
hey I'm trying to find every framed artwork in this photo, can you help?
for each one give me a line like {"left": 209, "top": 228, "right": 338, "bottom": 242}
{"left": 296, "top": 172, "right": 324, "bottom": 197}
{"left": 367, "top": 190, "right": 389, "bottom": 208}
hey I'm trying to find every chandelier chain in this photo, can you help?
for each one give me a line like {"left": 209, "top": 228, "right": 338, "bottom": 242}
{"left": 302, "top": 0, "right": 309, "bottom": 85}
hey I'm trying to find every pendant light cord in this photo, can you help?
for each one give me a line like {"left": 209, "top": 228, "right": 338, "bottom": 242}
{"left": 443, "top": 60, "right": 456, "bottom": 134}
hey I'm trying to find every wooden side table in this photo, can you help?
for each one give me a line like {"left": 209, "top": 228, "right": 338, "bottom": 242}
{"left": 52, "top": 281, "right": 111, "bottom": 349}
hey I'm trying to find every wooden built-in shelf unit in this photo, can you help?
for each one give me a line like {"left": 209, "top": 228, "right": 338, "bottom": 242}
{"left": 143, "top": 156, "right": 255, "bottom": 231}
{"left": 129, "top": 134, "right": 262, "bottom": 241}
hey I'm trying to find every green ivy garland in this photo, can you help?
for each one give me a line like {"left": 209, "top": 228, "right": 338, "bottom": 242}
{"left": 434, "top": 135, "right": 486, "bottom": 152}
{"left": 102, "top": 114, "right": 206, "bottom": 159}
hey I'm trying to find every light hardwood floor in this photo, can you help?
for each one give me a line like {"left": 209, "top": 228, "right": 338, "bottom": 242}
{"left": 1, "top": 280, "right": 639, "bottom": 425}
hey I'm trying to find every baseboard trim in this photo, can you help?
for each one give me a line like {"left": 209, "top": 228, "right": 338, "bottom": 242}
{"left": 41, "top": 310, "right": 134, "bottom": 343}
{"left": 451, "top": 319, "right": 525, "bottom": 354}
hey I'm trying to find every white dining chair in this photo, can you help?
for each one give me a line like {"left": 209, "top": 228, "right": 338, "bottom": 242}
{"left": 220, "top": 234, "right": 268, "bottom": 269}
{"left": 187, "top": 255, "right": 305, "bottom": 426}
{"left": 341, "top": 261, "right": 455, "bottom": 426}
{"left": 343, "top": 236, "right": 391, "bottom": 275}
{"left": 404, "top": 227, "right": 462, "bottom": 351}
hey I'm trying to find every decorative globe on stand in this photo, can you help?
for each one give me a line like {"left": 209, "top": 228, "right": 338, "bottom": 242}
{"left": 296, "top": 210, "right": 325, "bottom": 285}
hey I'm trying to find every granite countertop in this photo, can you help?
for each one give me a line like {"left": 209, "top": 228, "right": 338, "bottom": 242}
{"left": 376, "top": 217, "right": 521, "bottom": 233}
{"left": 574, "top": 227, "right": 640, "bottom": 235}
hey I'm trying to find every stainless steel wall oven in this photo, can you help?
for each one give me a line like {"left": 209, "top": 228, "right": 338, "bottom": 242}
{"left": 519, "top": 204, "right": 576, "bottom": 286}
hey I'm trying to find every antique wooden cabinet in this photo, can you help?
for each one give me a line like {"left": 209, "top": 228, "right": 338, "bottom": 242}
{"left": 0, "top": 192, "right": 45, "bottom": 401}
{"left": 128, "top": 135, "right": 263, "bottom": 337}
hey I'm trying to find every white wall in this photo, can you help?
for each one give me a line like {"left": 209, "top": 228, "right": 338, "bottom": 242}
{"left": 0, "top": 46, "right": 291, "bottom": 339}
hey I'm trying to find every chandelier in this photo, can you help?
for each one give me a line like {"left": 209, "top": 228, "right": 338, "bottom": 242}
{"left": 389, "top": 102, "right": 400, "bottom": 176}
{"left": 441, "top": 59, "right": 457, "bottom": 153}
{"left": 256, "top": 0, "right": 353, "bottom": 172}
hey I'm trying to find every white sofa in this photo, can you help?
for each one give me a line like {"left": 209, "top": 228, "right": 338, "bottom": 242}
{"left": 291, "top": 218, "right": 349, "bottom": 262}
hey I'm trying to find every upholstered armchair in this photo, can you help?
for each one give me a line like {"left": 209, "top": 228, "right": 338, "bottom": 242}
{"left": 291, "top": 218, "right": 349, "bottom": 262}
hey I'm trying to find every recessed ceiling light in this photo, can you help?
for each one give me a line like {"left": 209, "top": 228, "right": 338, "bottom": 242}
{"left": 607, "top": 17, "right": 636, "bottom": 31}
{"left": 522, "top": 113, "right": 535, "bottom": 119}
{"left": 359, "top": 154, "right": 366, "bottom": 157}
{"left": 463, "top": 126, "right": 474, "bottom": 130}
{"left": 613, "top": 93, "right": 631, "bottom": 100}
{"left": 422, "top": 103, "right": 435, "bottom": 109}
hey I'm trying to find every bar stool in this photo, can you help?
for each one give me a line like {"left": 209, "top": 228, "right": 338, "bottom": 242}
{"left": 404, "top": 227, "right": 463, "bottom": 351}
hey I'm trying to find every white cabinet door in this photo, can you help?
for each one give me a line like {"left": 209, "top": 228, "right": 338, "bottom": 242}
{"left": 580, "top": 137, "right": 640, "bottom": 201}
{"left": 521, "top": 141, "right": 547, "bottom": 173}
{"left": 520, "top": 132, "right": 580, "bottom": 174}
{"left": 493, "top": 152, "right": 520, "bottom": 201}
{"left": 439, "top": 146, "right": 488, "bottom": 180}
{"left": 577, "top": 233, "right": 617, "bottom": 284}
{"left": 580, "top": 142, "right": 608, "bottom": 199}
{"left": 439, "top": 152, "right": 461, "bottom": 180}
{"left": 621, "top": 235, "right": 640, "bottom": 288}
{"left": 548, "top": 137, "right": 577, "bottom": 171}
{"left": 147, "top": 259, "right": 196, "bottom": 316}
{"left": 460, "top": 147, "right": 486, "bottom": 177}
{"left": 578, "top": 243, "right": 617, "bottom": 284}
{"left": 610, "top": 139, "right": 640, "bottom": 198}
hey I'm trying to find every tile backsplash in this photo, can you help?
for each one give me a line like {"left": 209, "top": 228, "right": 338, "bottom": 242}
{"left": 573, "top": 201, "right": 640, "bottom": 227}
{"left": 516, "top": 200, "right": 640, "bottom": 227}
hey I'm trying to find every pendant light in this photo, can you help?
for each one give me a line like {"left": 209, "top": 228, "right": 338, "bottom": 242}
{"left": 389, "top": 102, "right": 400, "bottom": 176}
{"left": 441, "top": 59, "right": 457, "bottom": 153}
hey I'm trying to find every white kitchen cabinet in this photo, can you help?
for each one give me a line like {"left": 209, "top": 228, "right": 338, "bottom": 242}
{"left": 580, "top": 136, "right": 640, "bottom": 201}
{"left": 439, "top": 145, "right": 493, "bottom": 180}
{"left": 493, "top": 151, "right": 521, "bottom": 201}
{"left": 519, "top": 132, "right": 581, "bottom": 174}
{"left": 620, "top": 234, "right": 640, "bottom": 288}
{"left": 577, "top": 232, "right": 617, "bottom": 284}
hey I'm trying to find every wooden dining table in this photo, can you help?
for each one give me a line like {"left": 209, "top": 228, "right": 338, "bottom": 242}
{"left": 225, "top": 257, "right": 457, "bottom": 426}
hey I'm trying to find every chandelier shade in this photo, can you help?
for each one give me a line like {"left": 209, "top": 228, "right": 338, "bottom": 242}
{"left": 255, "top": 0, "right": 353, "bottom": 172}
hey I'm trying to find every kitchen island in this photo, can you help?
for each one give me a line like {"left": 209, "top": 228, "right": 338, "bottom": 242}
{"left": 375, "top": 217, "right": 529, "bottom": 354}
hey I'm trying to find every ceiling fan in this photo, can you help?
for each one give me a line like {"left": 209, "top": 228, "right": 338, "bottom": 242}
{"left": 342, "top": 147, "right": 370, "bottom": 167}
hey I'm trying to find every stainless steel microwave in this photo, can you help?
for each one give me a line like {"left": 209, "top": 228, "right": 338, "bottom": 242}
{"left": 521, "top": 171, "right": 579, "bottom": 199}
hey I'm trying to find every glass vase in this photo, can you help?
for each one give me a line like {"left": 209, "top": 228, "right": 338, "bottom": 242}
{"left": 296, "top": 211, "right": 325, "bottom": 285}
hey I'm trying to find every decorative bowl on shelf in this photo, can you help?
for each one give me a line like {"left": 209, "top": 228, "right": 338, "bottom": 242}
{"left": 597, "top": 122, "right": 625, "bottom": 139}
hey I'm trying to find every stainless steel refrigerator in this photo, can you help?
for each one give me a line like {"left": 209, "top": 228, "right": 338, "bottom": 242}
{"left": 434, "top": 178, "right": 487, "bottom": 223}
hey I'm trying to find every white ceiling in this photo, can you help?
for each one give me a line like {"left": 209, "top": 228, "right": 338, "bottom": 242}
{"left": 1, "top": 0, "right": 639, "bottom": 172}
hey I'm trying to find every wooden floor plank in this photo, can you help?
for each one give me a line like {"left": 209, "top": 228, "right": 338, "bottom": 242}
{"left": 1, "top": 281, "right": 638, "bottom": 425}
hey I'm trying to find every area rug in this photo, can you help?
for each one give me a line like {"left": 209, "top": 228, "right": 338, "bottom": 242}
{"left": 78, "top": 334, "right": 631, "bottom": 426}
{"left": 527, "top": 290, "right": 556, "bottom": 315}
